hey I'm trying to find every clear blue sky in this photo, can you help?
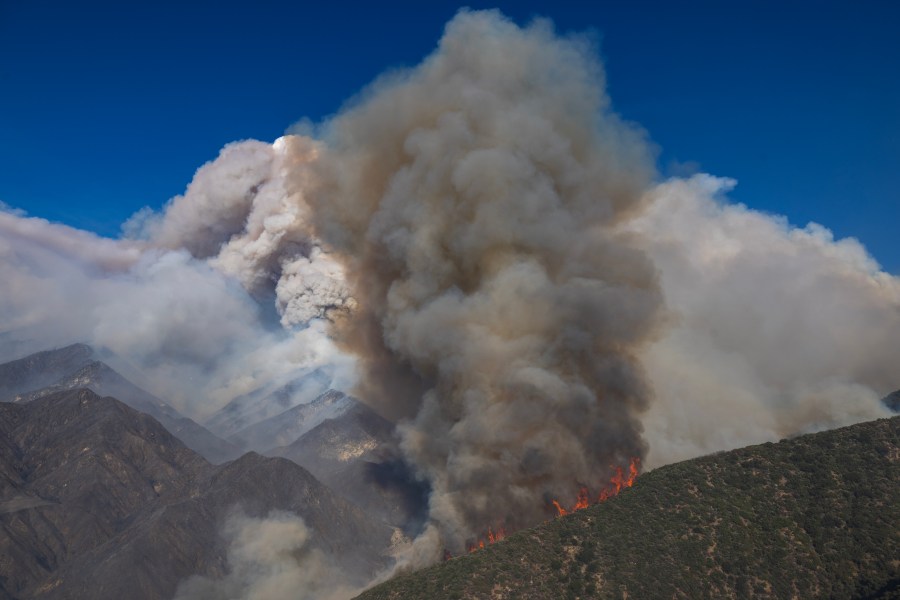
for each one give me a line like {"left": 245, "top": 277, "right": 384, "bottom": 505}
{"left": 2, "top": 0, "right": 898, "bottom": 271}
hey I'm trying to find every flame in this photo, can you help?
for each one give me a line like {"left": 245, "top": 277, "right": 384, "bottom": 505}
{"left": 573, "top": 487, "right": 590, "bottom": 510}
{"left": 628, "top": 457, "right": 639, "bottom": 485}
{"left": 552, "top": 500, "right": 568, "bottom": 517}
{"left": 455, "top": 458, "right": 641, "bottom": 557}
{"left": 487, "top": 526, "right": 506, "bottom": 543}
{"left": 551, "top": 457, "right": 641, "bottom": 517}
{"left": 467, "top": 525, "right": 507, "bottom": 553}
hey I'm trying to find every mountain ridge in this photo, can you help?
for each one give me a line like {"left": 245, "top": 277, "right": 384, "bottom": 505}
{"left": 357, "top": 415, "right": 900, "bottom": 600}
{"left": 0, "top": 345, "right": 240, "bottom": 463}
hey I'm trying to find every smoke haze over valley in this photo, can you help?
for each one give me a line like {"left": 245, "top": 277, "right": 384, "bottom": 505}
{"left": 1, "top": 7, "right": 898, "bottom": 599}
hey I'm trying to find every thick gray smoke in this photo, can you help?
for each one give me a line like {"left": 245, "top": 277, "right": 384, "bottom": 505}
{"left": 174, "top": 511, "right": 357, "bottom": 600}
{"left": 295, "top": 10, "right": 666, "bottom": 557}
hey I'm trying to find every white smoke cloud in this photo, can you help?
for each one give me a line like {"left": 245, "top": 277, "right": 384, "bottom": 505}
{"left": 129, "top": 135, "right": 351, "bottom": 329}
{"left": 174, "top": 511, "right": 357, "bottom": 600}
{"left": 0, "top": 206, "right": 353, "bottom": 420}
{"left": 630, "top": 175, "right": 898, "bottom": 468}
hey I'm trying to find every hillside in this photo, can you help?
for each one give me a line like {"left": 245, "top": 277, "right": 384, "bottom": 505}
{"left": 358, "top": 416, "right": 900, "bottom": 600}
{"left": 0, "top": 389, "right": 393, "bottom": 600}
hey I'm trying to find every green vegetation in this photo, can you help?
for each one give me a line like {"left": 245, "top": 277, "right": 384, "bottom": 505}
{"left": 357, "top": 417, "right": 900, "bottom": 599}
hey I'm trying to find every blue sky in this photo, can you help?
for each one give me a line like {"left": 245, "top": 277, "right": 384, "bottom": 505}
{"left": 1, "top": 0, "right": 898, "bottom": 271}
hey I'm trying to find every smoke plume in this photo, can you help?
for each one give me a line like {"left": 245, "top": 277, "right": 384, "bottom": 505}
{"left": 174, "top": 511, "right": 357, "bottom": 600}
{"left": 629, "top": 175, "right": 898, "bottom": 468}
{"left": 295, "top": 10, "right": 666, "bottom": 557}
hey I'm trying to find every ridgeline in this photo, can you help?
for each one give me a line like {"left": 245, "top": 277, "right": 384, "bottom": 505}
{"left": 358, "top": 416, "right": 900, "bottom": 600}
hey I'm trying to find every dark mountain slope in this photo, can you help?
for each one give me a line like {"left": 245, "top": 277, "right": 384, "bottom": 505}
{"left": 0, "top": 389, "right": 206, "bottom": 598}
{"left": 0, "top": 345, "right": 94, "bottom": 401}
{"left": 358, "top": 416, "right": 900, "bottom": 600}
{"left": 0, "top": 390, "right": 394, "bottom": 600}
{"left": 0, "top": 346, "right": 240, "bottom": 463}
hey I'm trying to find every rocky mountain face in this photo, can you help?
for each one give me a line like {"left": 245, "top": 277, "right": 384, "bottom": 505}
{"left": 0, "top": 389, "right": 395, "bottom": 600}
{"left": 269, "top": 400, "right": 429, "bottom": 531}
{"left": 358, "top": 416, "right": 900, "bottom": 600}
{"left": 0, "top": 346, "right": 240, "bottom": 463}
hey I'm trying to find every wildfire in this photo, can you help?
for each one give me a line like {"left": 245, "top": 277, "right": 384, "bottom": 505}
{"left": 458, "top": 458, "right": 641, "bottom": 557}
{"left": 552, "top": 458, "right": 640, "bottom": 517}
{"left": 467, "top": 525, "right": 506, "bottom": 553}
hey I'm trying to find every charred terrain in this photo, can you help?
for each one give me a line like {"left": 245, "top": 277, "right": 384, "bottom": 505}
{"left": 359, "top": 416, "right": 900, "bottom": 600}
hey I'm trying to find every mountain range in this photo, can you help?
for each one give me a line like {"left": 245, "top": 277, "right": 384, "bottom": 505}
{"left": 0, "top": 345, "right": 421, "bottom": 599}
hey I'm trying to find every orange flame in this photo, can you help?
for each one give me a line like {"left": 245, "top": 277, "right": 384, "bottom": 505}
{"left": 573, "top": 487, "right": 590, "bottom": 510}
{"left": 550, "top": 457, "right": 641, "bottom": 518}
{"left": 627, "top": 458, "right": 639, "bottom": 486}
{"left": 455, "top": 458, "right": 641, "bottom": 558}
{"left": 487, "top": 526, "right": 506, "bottom": 543}
{"left": 467, "top": 525, "right": 507, "bottom": 553}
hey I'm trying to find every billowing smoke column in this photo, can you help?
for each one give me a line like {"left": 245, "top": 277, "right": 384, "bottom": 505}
{"left": 294, "top": 10, "right": 666, "bottom": 556}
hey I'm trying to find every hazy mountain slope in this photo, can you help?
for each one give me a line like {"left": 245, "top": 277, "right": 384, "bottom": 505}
{"left": 205, "top": 368, "right": 331, "bottom": 439}
{"left": 31, "top": 453, "right": 393, "bottom": 600}
{"left": 0, "top": 347, "right": 240, "bottom": 463}
{"left": 0, "top": 389, "right": 394, "bottom": 600}
{"left": 231, "top": 389, "right": 353, "bottom": 452}
{"left": 270, "top": 401, "right": 428, "bottom": 529}
{"left": 358, "top": 416, "right": 900, "bottom": 600}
